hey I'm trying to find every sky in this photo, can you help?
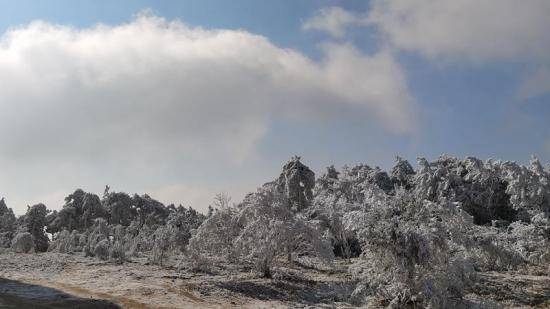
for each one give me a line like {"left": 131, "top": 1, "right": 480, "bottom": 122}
{"left": 0, "top": 0, "right": 549, "bottom": 215}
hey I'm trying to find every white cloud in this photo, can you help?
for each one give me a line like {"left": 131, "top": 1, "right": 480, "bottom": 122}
{"left": 320, "top": 43, "right": 415, "bottom": 131}
{"left": 367, "top": 0, "right": 550, "bottom": 98}
{"left": 368, "top": 0, "right": 550, "bottom": 62}
{"left": 302, "top": 6, "right": 367, "bottom": 38}
{"left": 305, "top": 2, "right": 550, "bottom": 98}
{"left": 0, "top": 13, "right": 416, "bottom": 213}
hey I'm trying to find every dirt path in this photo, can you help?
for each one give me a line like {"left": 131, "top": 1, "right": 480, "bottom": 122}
{"left": 2, "top": 252, "right": 550, "bottom": 308}
{"left": 0, "top": 253, "right": 306, "bottom": 308}
{"left": 0, "top": 278, "right": 120, "bottom": 309}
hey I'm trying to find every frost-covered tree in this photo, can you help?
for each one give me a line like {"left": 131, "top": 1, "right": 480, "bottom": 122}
{"left": 345, "top": 190, "right": 475, "bottom": 307}
{"left": 236, "top": 199, "right": 333, "bottom": 276}
{"left": 47, "top": 189, "right": 106, "bottom": 233}
{"left": 187, "top": 207, "right": 241, "bottom": 263}
{"left": 109, "top": 240, "right": 126, "bottom": 264}
{"left": 101, "top": 191, "right": 171, "bottom": 227}
{"left": 0, "top": 198, "right": 16, "bottom": 232}
{"left": 1, "top": 153, "right": 549, "bottom": 308}
{"left": 165, "top": 206, "right": 205, "bottom": 250}
{"left": 11, "top": 232, "right": 34, "bottom": 253}
{"left": 310, "top": 165, "right": 390, "bottom": 259}
{"left": 468, "top": 212, "right": 550, "bottom": 270}
{"left": 390, "top": 156, "right": 415, "bottom": 189}
{"left": 109, "top": 225, "right": 127, "bottom": 264}
{"left": 0, "top": 198, "right": 16, "bottom": 248}
{"left": 132, "top": 194, "right": 170, "bottom": 226}
{"left": 48, "top": 229, "right": 81, "bottom": 253}
{"left": 151, "top": 225, "right": 175, "bottom": 266}
{"left": 189, "top": 182, "right": 333, "bottom": 277}
{"left": 124, "top": 220, "right": 156, "bottom": 256}
{"left": 94, "top": 239, "right": 110, "bottom": 260}
{"left": 84, "top": 218, "right": 110, "bottom": 257}
{"left": 499, "top": 156, "right": 550, "bottom": 218}
{"left": 413, "top": 156, "right": 517, "bottom": 225}
{"left": 20, "top": 203, "right": 50, "bottom": 252}
{"left": 276, "top": 156, "right": 315, "bottom": 212}
{"left": 509, "top": 213, "right": 550, "bottom": 263}
{"left": 212, "top": 192, "right": 232, "bottom": 209}
{"left": 103, "top": 191, "right": 135, "bottom": 226}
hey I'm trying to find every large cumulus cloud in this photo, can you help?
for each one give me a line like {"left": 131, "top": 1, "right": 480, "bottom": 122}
{"left": 0, "top": 13, "right": 416, "bottom": 213}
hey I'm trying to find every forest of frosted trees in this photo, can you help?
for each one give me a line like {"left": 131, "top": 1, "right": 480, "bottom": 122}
{"left": 1, "top": 155, "right": 549, "bottom": 307}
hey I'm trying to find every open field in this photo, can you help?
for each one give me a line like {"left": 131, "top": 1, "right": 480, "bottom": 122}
{"left": 1, "top": 252, "right": 549, "bottom": 308}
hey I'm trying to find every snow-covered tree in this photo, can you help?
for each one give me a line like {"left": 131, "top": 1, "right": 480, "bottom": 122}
{"left": 47, "top": 189, "right": 107, "bottom": 234}
{"left": 187, "top": 207, "right": 241, "bottom": 263}
{"left": 189, "top": 182, "right": 333, "bottom": 277}
{"left": 276, "top": 156, "right": 316, "bottom": 212}
{"left": 390, "top": 156, "right": 415, "bottom": 189}
{"left": 84, "top": 218, "right": 110, "bottom": 257}
{"left": 21, "top": 203, "right": 50, "bottom": 252}
{"left": 48, "top": 229, "right": 79, "bottom": 253}
{"left": 151, "top": 225, "right": 175, "bottom": 266}
{"left": 165, "top": 206, "right": 205, "bottom": 250}
{"left": 412, "top": 156, "right": 517, "bottom": 224}
{"left": 345, "top": 190, "right": 475, "bottom": 307}
{"left": 0, "top": 198, "right": 16, "bottom": 248}
{"left": 11, "top": 232, "right": 34, "bottom": 253}
{"left": 212, "top": 192, "right": 232, "bottom": 209}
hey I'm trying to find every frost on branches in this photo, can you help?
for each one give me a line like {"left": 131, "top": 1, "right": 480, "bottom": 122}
{"left": 0, "top": 198, "right": 16, "bottom": 248}
{"left": 1, "top": 154, "right": 549, "bottom": 307}
{"left": 305, "top": 155, "right": 550, "bottom": 306}
{"left": 276, "top": 155, "right": 316, "bottom": 212}
{"left": 344, "top": 190, "right": 476, "bottom": 307}
{"left": 188, "top": 157, "right": 333, "bottom": 277}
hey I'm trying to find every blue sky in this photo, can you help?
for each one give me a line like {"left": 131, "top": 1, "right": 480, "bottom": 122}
{"left": 0, "top": 1, "right": 549, "bottom": 214}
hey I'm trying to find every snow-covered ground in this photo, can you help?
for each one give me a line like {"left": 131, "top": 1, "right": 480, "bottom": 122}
{"left": 1, "top": 252, "right": 549, "bottom": 308}
{"left": 0, "top": 252, "right": 354, "bottom": 308}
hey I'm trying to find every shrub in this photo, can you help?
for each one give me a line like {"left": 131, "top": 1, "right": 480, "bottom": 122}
{"left": 48, "top": 230, "right": 74, "bottom": 253}
{"left": 22, "top": 204, "right": 50, "bottom": 252}
{"left": 94, "top": 239, "right": 110, "bottom": 260}
{"left": 346, "top": 192, "right": 475, "bottom": 307}
{"left": 151, "top": 225, "right": 175, "bottom": 266}
{"left": 109, "top": 241, "right": 126, "bottom": 264}
{"left": 85, "top": 218, "right": 110, "bottom": 257}
{"left": 11, "top": 232, "right": 34, "bottom": 253}
{"left": 186, "top": 251, "right": 211, "bottom": 272}
{"left": 0, "top": 232, "right": 13, "bottom": 248}
{"left": 188, "top": 186, "right": 333, "bottom": 278}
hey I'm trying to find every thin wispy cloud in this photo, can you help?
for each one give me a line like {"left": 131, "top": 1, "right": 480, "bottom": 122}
{"left": 302, "top": 6, "right": 368, "bottom": 38}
